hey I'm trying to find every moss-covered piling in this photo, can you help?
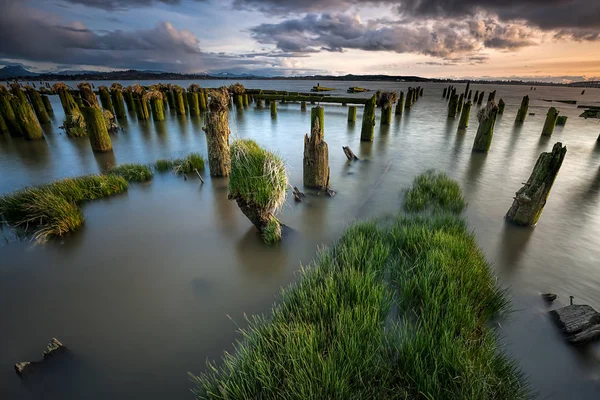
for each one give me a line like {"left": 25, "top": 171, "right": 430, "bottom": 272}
{"left": 145, "top": 90, "right": 165, "bottom": 121}
{"left": 270, "top": 100, "right": 277, "bottom": 117}
{"left": 506, "top": 142, "right": 566, "bottom": 226}
{"left": 541, "top": 107, "right": 560, "bottom": 136}
{"left": 348, "top": 105, "right": 357, "bottom": 122}
{"left": 360, "top": 94, "right": 376, "bottom": 142}
{"left": 304, "top": 115, "right": 329, "bottom": 190}
{"left": 477, "top": 91, "right": 485, "bottom": 106}
{"left": 25, "top": 86, "right": 50, "bottom": 124}
{"left": 472, "top": 101, "right": 499, "bottom": 152}
{"left": 77, "top": 83, "right": 98, "bottom": 108}
{"left": 447, "top": 93, "right": 459, "bottom": 119}
{"left": 457, "top": 93, "right": 464, "bottom": 115}
{"left": 376, "top": 91, "right": 397, "bottom": 125}
{"left": 79, "top": 83, "right": 112, "bottom": 152}
{"left": 395, "top": 91, "right": 404, "bottom": 115}
{"left": 0, "top": 86, "right": 23, "bottom": 137}
{"left": 172, "top": 86, "right": 186, "bottom": 115}
{"left": 405, "top": 87, "right": 414, "bottom": 109}
{"left": 515, "top": 95, "right": 529, "bottom": 123}
{"left": 98, "top": 86, "right": 114, "bottom": 115}
{"left": 198, "top": 89, "right": 207, "bottom": 111}
{"left": 556, "top": 116, "right": 568, "bottom": 126}
{"left": 10, "top": 85, "right": 43, "bottom": 140}
{"left": 487, "top": 90, "right": 496, "bottom": 103}
{"left": 458, "top": 100, "right": 472, "bottom": 129}
{"left": 187, "top": 86, "right": 201, "bottom": 116}
{"left": 122, "top": 86, "right": 136, "bottom": 113}
{"left": 498, "top": 99, "right": 506, "bottom": 115}
{"left": 109, "top": 83, "right": 127, "bottom": 119}
{"left": 300, "top": 101, "right": 306, "bottom": 111}
{"left": 41, "top": 94, "right": 53, "bottom": 114}
{"left": 203, "top": 88, "right": 231, "bottom": 177}
{"left": 310, "top": 106, "right": 325, "bottom": 136}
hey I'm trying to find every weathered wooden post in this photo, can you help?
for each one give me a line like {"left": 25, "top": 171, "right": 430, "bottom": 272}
{"left": 348, "top": 105, "right": 357, "bottom": 122}
{"left": 0, "top": 85, "right": 23, "bottom": 137}
{"left": 24, "top": 86, "right": 50, "bottom": 124}
{"left": 506, "top": 142, "right": 566, "bottom": 226}
{"left": 203, "top": 87, "right": 231, "bottom": 177}
{"left": 300, "top": 101, "right": 306, "bottom": 111}
{"left": 256, "top": 98, "right": 263, "bottom": 108}
{"left": 556, "top": 116, "right": 568, "bottom": 126}
{"left": 123, "top": 86, "right": 136, "bottom": 113}
{"left": 198, "top": 88, "right": 207, "bottom": 111}
{"left": 98, "top": 86, "right": 114, "bottom": 115}
{"left": 10, "top": 84, "right": 43, "bottom": 140}
{"left": 395, "top": 91, "right": 404, "bottom": 115}
{"left": 165, "top": 86, "right": 175, "bottom": 110}
{"left": 311, "top": 106, "right": 324, "bottom": 135}
{"left": 458, "top": 100, "right": 471, "bottom": 129}
{"left": 243, "top": 94, "right": 249, "bottom": 107}
{"left": 468, "top": 90, "right": 472, "bottom": 100}
{"left": 457, "top": 93, "right": 464, "bottom": 115}
{"left": 541, "top": 107, "right": 560, "bottom": 136}
{"left": 473, "top": 90, "right": 479, "bottom": 103}
{"left": 498, "top": 99, "right": 506, "bottom": 115}
{"left": 447, "top": 93, "right": 459, "bottom": 119}
{"left": 472, "top": 101, "right": 499, "bottom": 152}
{"left": 109, "top": 83, "right": 126, "bottom": 119}
{"left": 172, "top": 86, "right": 186, "bottom": 115}
{"left": 477, "top": 91, "right": 485, "bottom": 106}
{"left": 515, "top": 95, "right": 529, "bottom": 123}
{"left": 78, "top": 83, "right": 112, "bottom": 152}
{"left": 0, "top": 113, "right": 7, "bottom": 135}
{"left": 187, "top": 85, "right": 200, "bottom": 116}
{"left": 270, "top": 100, "right": 277, "bottom": 117}
{"left": 487, "top": 90, "right": 496, "bottom": 103}
{"left": 145, "top": 90, "right": 165, "bottom": 121}
{"left": 132, "top": 85, "right": 149, "bottom": 120}
{"left": 360, "top": 95, "right": 376, "bottom": 142}
{"left": 304, "top": 115, "right": 329, "bottom": 189}
{"left": 405, "top": 87, "right": 414, "bottom": 109}
{"left": 443, "top": 87, "right": 447, "bottom": 97}
{"left": 41, "top": 94, "right": 53, "bottom": 115}
{"left": 464, "top": 81, "right": 470, "bottom": 98}
{"left": 446, "top": 86, "right": 451, "bottom": 99}
{"left": 377, "top": 91, "right": 397, "bottom": 125}
{"left": 419, "top": 87, "right": 424, "bottom": 97}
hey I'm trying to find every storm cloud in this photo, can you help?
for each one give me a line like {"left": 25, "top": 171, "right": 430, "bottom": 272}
{"left": 53, "top": 0, "right": 205, "bottom": 11}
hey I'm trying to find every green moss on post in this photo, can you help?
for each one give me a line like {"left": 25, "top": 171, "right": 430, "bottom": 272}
{"left": 98, "top": 86, "right": 114, "bottom": 115}
{"left": 166, "top": 89, "right": 175, "bottom": 110}
{"left": 300, "top": 101, "right": 306, "bottom": 111}
{"left": 109, "top": 83, "right": 127, "bottom": 119}
{"left": 556, "top": 116, "right": 568, "bottom": 126}
{"left": 348, "top": 105, "right": 357, "bottom": 122}
{"left": 375, "top": 91, "right": 396, "bottom": 126}
{"left": 395, "top": 91, "right": 404, "bottom": 115}
{"left": 447, "top": 93, "right": 459, "bottom": 119}
{"left": 41, "top": 95, "right": 53, "bottom": 115}
{"left": 541, "top": 107, "right": 560, "bottom": 136}
{"left": 203, "top": 87, "right": 231, "bottom": 177}
{"left": 145, "top": 91, "right": 165, "bottom": 121}
{"left": 304, "top": 117, "right": 329, "bottom": 190}
{"left": 477, "top": 91, "right": 485, "bottom": 106}
{"left": 310, "top": 106, "right": 324, "bottom": 135}
{"left": 498, "top": 99, "right": 505, "bottom": 114}
{"left": 515, "top": 95, "right": 530, "bottom": 123}
{"left": 234, "top": 94, "right": 243, "bottom": 109}
{"left": 457, "top": 93, "right": 464, "bottom": 115}
{"left": 0, "top": 113, "right": 7, "bottom": 134}
{"left": 10, "top": 84, "right": 28, "bottom": 104}
{"left": 0, "top": 86, "right": 23, "bottom": 137}
{"left": 243, "top": 94, "right": 249, "bottom": 107}
{"left": 82, "top": 106, "right": 112, "bottom": 152}
{"left": 123, "top": 87, "right": 135, "bottom": 113}
{"left": 25, "top": 86, "right": 50, "bottom": 124}
{"left": 506, "top": 142, "right": 566, "bottom": 226}
{"left": 77, "top": 83, "right": 99, "bottom": 108}
{"left": 360, "top": 95, "right": 376, "bottom": 142}
{"left": 270, "top": 100, "right": 277, "bottom": 117}
{"left": 472, "top": 102, "right": 499, "bottom": 152}
{"left": 198, "top": 89, "right": 207, "bottom": 111}
{"left": 11, "top": 96, "right": 43, "bottom": 140}
{"left": 173, "top": 86, "right": 186, "bottom": 115}
{"left": 187, "top": 91, "right": 200, "bottom": 116}
{"left": 458, "top": 100, "right": 471, "bottom": 129}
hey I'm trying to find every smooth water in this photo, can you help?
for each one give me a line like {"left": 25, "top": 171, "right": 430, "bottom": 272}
{"left": 1, "top": 80, "right": 599, "bottom": 399}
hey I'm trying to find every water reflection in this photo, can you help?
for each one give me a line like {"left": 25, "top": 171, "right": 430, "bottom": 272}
{"left": 463, "top": 152, "right": 487, "bottom": 198}
{"left": 94, "top": 150, "right": 117, "bottom": 173}
{"left": 175, "top": 115, "right": 188, "bottom": 135}
{"left": 497, "top": 222, "right": 534, "bottom": 277}
{"left": 235, "top": 227, "right": 287, "bottom": 277}
{"left": 211, "top": 178, "right": 237, "bottom": 235}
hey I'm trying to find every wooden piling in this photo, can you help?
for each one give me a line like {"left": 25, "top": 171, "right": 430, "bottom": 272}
{"left": 300, "top": 101, "right": 306, "bottom": 111}
{"left": 348, "top": 105, "right": 357, "bottom": 122}
{"left": 472, "top": 102, "right": 499, "bottom": 152}
{"left": 41, "top": 94, "right": 53, "bottom": 114}
{"left": 515, "top": 95, "right": 530, "bottom": 123}
{"left": 360, "top": 95, "right": 376, "bottom": 142}
{"left": 98, "top": 86, "right": 114, "bottom": 115}
{"left": 448, "top": 93, "right": 459, "bottom": 119}
{"left": 498, "top": 99, "right": 505, "bottom": 115}
{"left": 311, "top": 106, "right": 325, "bottom": 135}
{"left": 395, "top": 91, "right": 404, "bottom": 115}
{"left": 541, "top": 107, "right": 560, "bottom": 136}
{"left": 109, "top": 83, "right": 126, "bottom": 119}
{"left": 458, "top": 100, "right": 471, "bottom": 129}
{"left": 0, "top": 86, "right": 23, "bottom": 137}
{"left": 270, "top": 101, "right": 277, "bottom": 117}
{"left": 187, "top": 91, "right": 200, "bottom": 116}
{"left": 203, "top": 87, "right": 231, "bottom": 177}
{"left": 303, "top": 117, "right": 329, "bottom": 189}
{"left": 173, "top": 86, "right": 186, "bottom": 115}
{"left": 25, "top": 86, "right": 50, "bottom": 124}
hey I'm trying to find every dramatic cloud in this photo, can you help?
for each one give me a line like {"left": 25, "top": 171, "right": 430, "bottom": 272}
{"left": 55, "top": 0, "right": 204, "bottom": 11}
{"left": 251, "top": 13, "right": 539, "bottom": 58}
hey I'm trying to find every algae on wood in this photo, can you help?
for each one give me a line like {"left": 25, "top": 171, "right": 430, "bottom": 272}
{"left": 110, "top": 83, "right": 127, "bottom": 119}
{"left": 395, "top": 91, "right": 404, "bottom": 115}
{"left": 270, "top": 101, "right": 277, "bottom": 117}
{"left": 0, "top": 86, "right": 23, "bottom": 137}
{"left": 203, "top": 88, "right": 231, "bottom": 177}
{"left": 458, "top": 100, "right": 472, "bottom": 129}
{"left": 541, "top": 107, "right": 560, "bottom": 136}
{"left": 447, "top": 93, "right": 459, "bottom": 119}
{"left": 506, "top": 142, "right": 566, "bottom": 226}
{"left": 310, "top": 106, "right": 324, "bottom": 136}
{"left": 515, "top": 95, "right": 530, "bottom": 123}
{"left": 360, "top": 95, "right": 376, "bottom": 142}
{"left": 25, "top": 86, "right": 50, "bottom": 124}
{"left": 348, "top": 105, "right": 357, "bottom": 122}
{"left": 98, "top": 86, "right": 115, "bottom": 115}
{"left": 11, "top": 96, "right": 43, "bottom": 140}
{"left": 472, "top": 101, "right": 499, "bottom": 152}
{"left": 82, "top": 106, "right": 112, "bottom": 151}
{"left": 41, "top": 94, "right": 53, "bottom": 114}
{"left": 303, "top": 117, "right": 329, "bottom": 190}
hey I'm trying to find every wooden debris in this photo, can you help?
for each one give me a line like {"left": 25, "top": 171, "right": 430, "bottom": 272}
{"left": 293, "top": 186, "right": 306, "bottom": 202}
{"left": 342, "top": 146, "right": 359, "bottom": 161}
{"left": 549, "top": 304, "right": 600, "bottom": 344}
{"left": 15, "top": 338, "right": 67, "bottom": 377}
{"left": 542, "top": 293, "right": 557, "bottom": 303}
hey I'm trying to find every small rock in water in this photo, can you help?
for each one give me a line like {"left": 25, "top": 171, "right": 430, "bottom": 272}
{"left": 529, "top": 112, "right": 535, "bottom": 116}
{"left": 542, "top": 293, "right": 557, "bottom": 303}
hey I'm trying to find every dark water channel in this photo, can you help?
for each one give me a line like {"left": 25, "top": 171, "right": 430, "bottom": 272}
{"left": 1, "top": 80, "right": 599, "bottom": 399}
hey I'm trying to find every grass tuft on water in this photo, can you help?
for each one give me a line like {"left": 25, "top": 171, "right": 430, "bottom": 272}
{"left": 154, "top": 153, "right": 205, "bottom": 175}
{"left": 108, "top": 163, "right": 153, "bottom": 182}
{"left": 404, "top": 170, "right": 466, "bottom": 214}
{"left": 0, "top": 175, "right": 127, "bottom": 241}
{"left": 191, "top": 172, "right": 528, "bottom": 400}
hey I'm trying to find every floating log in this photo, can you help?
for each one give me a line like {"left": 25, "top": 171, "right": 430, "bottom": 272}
{"left": 549, "top": 304, "right": 600, "bottom": 344}
{"left": 472, "top": 101, "right": 499, "bottom": 152}
{"left": 447, "top": 93, "right": 459, "bottom": 119}
{"left": 348, "top": 87, "right": 369, "bottom": 93}
{"left": 15, "top": 338, "right": 67, "bottom": 377}
{"left": 342, "top": 146, "right": 359, "bottom": 161}
{"left": 515, "top": 95, "right": 530, "bottom": 123}
{"left": 360, "top": 95, "right": 376, "bottom": 142}
{"left": 303, "top": 117, "right": 329, "bottom": 189}
{"left": 395, "top": 91, "right": 404, "bottom": 115}
{"left": 498, "top": 99, "right": 505, "bottom": 115}
{"left": 348, "top": 105, "right": 357, "bottom": 122}
{"left": 541, "top": 107, "right": 560, "bottom": 136}
{"left": 505, "top": 142, "right": 566, "bottom": 226}
{"left": 311, "top": 86, "right": 335, "bottom": 92}
{"left": 98, "top": 86, "right": 115, "bottom": 115}
{"left": 556, "top": 116, "right": 568, "bottom": 126}
{"left": 109, "top": 84, "right": 126, "bottom": 119}
{"left": 458, "top": 100, "right": 471, "bottom": 129}
{"left": 25, "top": 86, "right": 50, "bottom": 124}
{"left": 203, "top": 87, "right": 231, "bottom": 177}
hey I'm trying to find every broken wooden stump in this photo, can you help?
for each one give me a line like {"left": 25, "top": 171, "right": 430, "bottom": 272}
{"left": 477, "top": 91, "right": 485, "bottom": 106}
{"left": 311, "top": 106, "right": 324, "bottom": 136}
{"left": 542, "top": 293, "right": 557, "bottom": 303}
{"left": 549, "top": 304, "right": 600, "bottom": 344}
{"left": 556, "top": 115, "right": 568, "bottom": 126}
{"left": 487, "top": 90, "right": 496, "bottom": 103}
{"left": 472, "top": 101, "right": 499, "bottom": 152}
{"left": 342, "top": 146, "right": 359, "bottom": 161}
{"left": 360, "top": 95, "right": 376, "bottom": 142}
{"left": 303, "top": 117, "right": 329, "bottom": 189}
{"left": 515, "top": 95, "right": 530, "bottom": 123}
{"left": 203, "top": 87, "right": 231, "bottom": 177}
{"left": 457, "top": 93, "right": 464, "bottom": 115}
{"left": 395, "top": 91, "right": 404, "bottom": 115}
{"left": 498, "top": 99, "right": 506, "bottom": 115}
{"left": 505, "top": 142, "right": 566, "bottom": 226}
{"left": 542, "top": 107, "right": 560, "bottom": 136}
{"left": 447, "top": 93, "right": 459, "bottom": 119}
{"left": 458, "top": 100, "right": 471, "bottom": 129}
{"left": 15, "top": 338, "right": 67, "bottom": 377}
{"left": 293, "top": 186, "right": 306, "bottom": 202}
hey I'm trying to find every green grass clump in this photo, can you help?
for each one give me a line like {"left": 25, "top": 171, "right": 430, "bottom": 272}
{"left": 229, "top": 139, "right": 288, "bottom": 212}
{"left": 262, "top": 217, "right": 282, "bottom": 244}
{"left": 108, "top": 163, "right": 153, "bottom": 182}
{"left": 404, "top": 170, "right": 466, "bottom": 213}
{"left": 154, "top": 159, "right": 174, "bottom": 172}
{"left": 191, "top": 172, "right": 528, "bottom": 400}
{"left": 0, "top": 174, "right": 127, "bottom": 241}
{"left": 154, "top": 153, "right": 205, "bottom": 175}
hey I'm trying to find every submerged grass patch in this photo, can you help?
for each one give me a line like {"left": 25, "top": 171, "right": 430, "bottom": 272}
{"left": 154, "top": 153, "right": 205, "bottom": 175}
{"left": 191, "top": 172, "right": 528, "bottom": 399}
{"left": 404, "top": 170, "right": 466, "bottom": 213}
{"left": 108, "top": 163, "right": 153, "bottom": 182}
{"left": 0, "top": 175, "right": 127, "bottom": 241}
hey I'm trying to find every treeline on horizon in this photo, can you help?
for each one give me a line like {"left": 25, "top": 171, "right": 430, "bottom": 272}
{"left": 4, "top": 69, "right": 579, "bottom": 86}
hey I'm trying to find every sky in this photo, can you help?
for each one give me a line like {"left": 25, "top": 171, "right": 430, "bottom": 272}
{"left": 1, "top": 0, "right": 599, "bottom": 82}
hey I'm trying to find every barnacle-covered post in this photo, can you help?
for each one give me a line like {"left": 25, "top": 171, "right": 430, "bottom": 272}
{"left": 498, "top": 99, "right": 506, "bottom": 115}
{"left": 376, "top": 91, "right": 397, "bottom": 125}
{"left": 395, "top": 91, "right": 404, "bottom": 115}
{"left": 0, "top": 85, "right": 23, "bottom": 137}
{"left": 78, "top": 83, "right": 112, "bottom": 152}
{"left": 304, "top": 115, "right": 329, "bottom": 190}
{"left": 24, "top": 85, "right": 50, "bottom": 124}
{"left": 10, "top": 84, "right": 43, "bottom": 140}
{"left": 515, "top": 95, "right": 530, "bottom": 123}
{"left": 228, "top": 139, "right": 288, "bottom": 244}
{"left": 360, "top": 94, "right": 376, "bottom": 141}
{"left": 458, "top": 100, "right": 472, "bottom": 129}
{"left": 506, "top": 142, "right": 566, "bottom": 226}
{"left": 98, "top": 86, "right": 115, "bottom": 115}
{"left": 472, "top": 101, "right": 499, "bottom": 152}
{"left": 145, "top": 90, "right": 165, "bottom": 121}
{"left": 203, "top": 87, "right": 231, "bottom": 177}
{"left": 109, "top": 83, "right": 127, "bottom": 119}
{"left": 541, "top": 107, "right": 560, "bottom": 136}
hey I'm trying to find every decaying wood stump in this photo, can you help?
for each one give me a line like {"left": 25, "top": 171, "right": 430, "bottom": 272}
{"left": 498, "top": 99, "right": 506, "bottom": 114}
{"left": 15, "top": 338, "right": 67, "bottom": 377}
{"left": 348, "top": 105, "right": 357, "bottom": 122}
{"left": 360, "top": 95, "right": 376, "bottom": 142}
{"left": 458, "top": 100, "right": 471, "bottom": 129}
{"left": 541, "top": 107, "right": 560, "bottom": 136}
{"left": 447, "top": 93, "right": 459, "bottom": 119}
{"left": 342, "top": 146, "right": 359, "bottom": 161}
{"left": 472, "top": 101, "right": 499, "bottom": 152}
{"left": 303, "top": 118, "right": 329, "bottom": 189}
{"left": 395, "top": 91, "right": 404, "bottom": 115}
{"left": 505, "top": 142, "right": 566, "bottom": 226}
{"left": 203, "top": 87, "right": 231, "bottom": 177}
{"left": 293, "top": 186, "right": 306, "bottom": 202}
{"left": 515, "top": 95, "right": 530, "bottom": 123}
{"left": 549, "top": 304, "right": 600, "bottom": 344}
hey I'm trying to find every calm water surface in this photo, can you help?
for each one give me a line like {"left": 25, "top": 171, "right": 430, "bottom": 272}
{"left": 1, "top": 80, "right": 600, "bottom": 399}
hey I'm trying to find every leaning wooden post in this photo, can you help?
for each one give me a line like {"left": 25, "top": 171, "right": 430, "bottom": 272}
{"left": 270, "top": 100, "right": 277, "bottom": 117}
{"left": 145, "top": 90, "right": 165, "bottom": 121}
{"left": 473, "top": 90, "right": 479, "bottom": 103}
{"left": 487, "top": 90, "right": 496, "bottom": 103}
{"left": 498, "top": 99, "right": 506, "bottom": 115}
{"left": 10, "top": 84, "right": 43, "bottom": 140}
{"left": 395, "top": 91, "right": 404, "bottom": 115}
{"left": 132, "top": 84, "right": 149, "bottom": 120}
{"left": 198, "top": 89, "right": 207, "bottom": 111}
{"left": 472, "top": 101, "right": 499, "bottom": 152}
{"left": 187, "top": 86, "right": 200, "bottom": 116}
{"left": 464, "top": 81, "right": 470, "bottom": 98}
{"left": 303, "top": 117, "right": 329, "bottom": 190}
{"left": 419, "top": 87, "right": 424, "bottom": 97}
{"left": 467, "top": 90, "right": 472, "bottom": 100}
{"left": 348, "top": 105, "right": 357, "bottom": 122}
{"left": 41, "top": 94, "right": 53, "bottom": 115}
{"left": 443, "top": 87, "right": 447, "bottom": 97}
{"left": 477, "top": 91, "right": 485, "bottom": 106}
{"left": 311, "top": 106, "right": 324, "bottom": 135}
{"left": 447, "top": 93, "right": 459, "bottom": 119}
{"left": 405, "top": 88, "right": 414, "bottom": 109}
{"left": 78, "top": 83, "right": 112, "bottom": 151}
{"left": 123, "top": 86, "right": 136, "bottom": 113}
{"left": 515, "top": 95, "right": 530, "bottom": 123}
{"left": 24, "top": 86, "right": 50, "bottom": 124}
{"left": 203, "top": 87, "right": 231, "bottom": 177}
{"left": 0, "top": 113, "right": 7, "bottom": 135}
{"left": 541, "top": 107, "right": 560, "bottom": 136}
{"left": 0, "top": 85, "right": 23, "bottom": 137}
{"left": 458, "top": 100, "right": 472, "bottom": 129}
{"left": 109, "top": 83, "right": 127, "bottom": 119}
{"left": 360, "top": 95, "right": 376, "bottom": 142}
{"left": 506, "top": 142, "right": 566, "bottom": 226}
{"left": 98, "top": 86, "right": 114, "bottom": 115}
{"left": 300, "top": 101, "right": 306, "bottom": 111}
{"left": 172, "top": 86, "right": 186, "bottom": 115}
{"left": 457, "top": 93, "right": 464, "bottom": 115}
{"left": 556, "top": 116, "right": 568, "bottom": 126}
